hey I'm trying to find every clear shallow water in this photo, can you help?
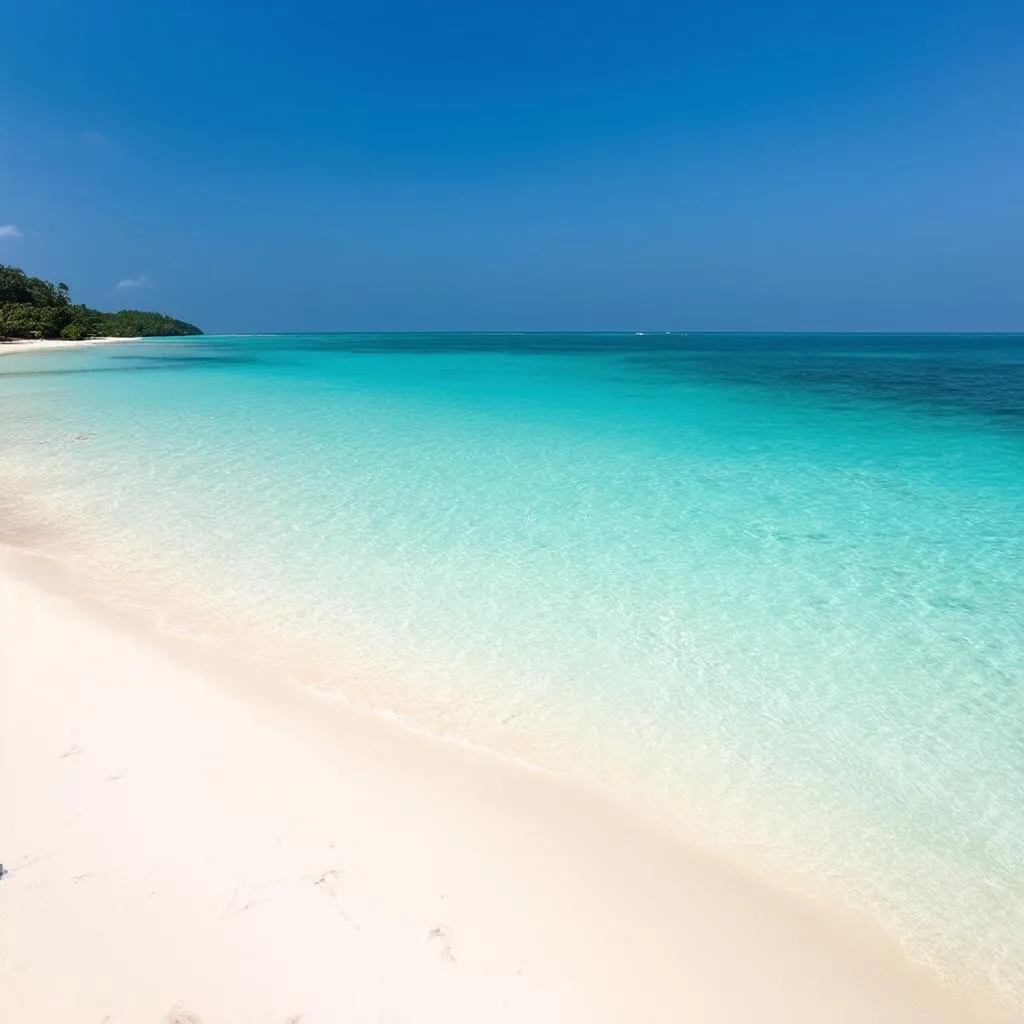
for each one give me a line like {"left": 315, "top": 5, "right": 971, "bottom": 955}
{"left": 3, "top": 333, "right": 1023, "bottom": 1006}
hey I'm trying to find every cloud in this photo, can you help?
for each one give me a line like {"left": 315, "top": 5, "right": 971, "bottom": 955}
{"left": 116, "top": 274, "right": 148, "bottom": 290}
{"left": 0, "top": 224, "right": 23, "bottom": 238}
{"left": 83, "top": 129, "right": 109, "bottom": 144}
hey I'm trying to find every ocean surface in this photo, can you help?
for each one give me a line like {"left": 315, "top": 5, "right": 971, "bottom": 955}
{"left": 2, "top": 332, "right": 1023, "bottom": 1007}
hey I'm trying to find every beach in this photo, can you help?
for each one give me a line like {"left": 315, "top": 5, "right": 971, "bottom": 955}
{"left": 0, "top": 336, "right": 138, "bottom": 355}
{"left": 0, "top": 544, "right": 996, "bottom": 1023}
{"left": 4, "top": 0, "right": 1020, "bottom": 1012}
{"left": 3, "top": 332, "right": 1022, "bottom": 1019}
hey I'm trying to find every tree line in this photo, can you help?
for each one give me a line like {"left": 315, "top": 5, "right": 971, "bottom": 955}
{"left": 0, "top": 265, "right": 202, "bottom": 340}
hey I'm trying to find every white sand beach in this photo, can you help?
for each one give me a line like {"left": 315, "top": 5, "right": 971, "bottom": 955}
{"left": 0, "top": 546, "right": 1001, "bottom": 1024}
{"left": 0, "top": 336, "right": 139, "bottom": 355}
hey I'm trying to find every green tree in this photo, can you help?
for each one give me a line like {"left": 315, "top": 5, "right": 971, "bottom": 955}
{"left": 100, "top": 309, "right": 202, "bottom": 337}
{"left": 0, "top": 266, "right": 35, "bottom": 304}
{"left": 0, "top": 302, "right": 45, "bottom": 339}
{"left": 0, "top": 264, "right": 201, "bottom": 340}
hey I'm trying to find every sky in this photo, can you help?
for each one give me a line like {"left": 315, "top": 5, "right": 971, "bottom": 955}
{"left": 1, "top": 0, "right": 1022, "bottom": 333}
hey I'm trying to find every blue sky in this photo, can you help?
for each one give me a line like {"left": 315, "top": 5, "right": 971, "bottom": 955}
{"left": 2, "top": 0, "right": 1022, "bottom": 332}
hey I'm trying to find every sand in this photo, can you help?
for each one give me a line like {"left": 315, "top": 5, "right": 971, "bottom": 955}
{"left": 0, "top": 336, "right": 139, "bottom": 355}
{"left": 0, "top": 546, "right": 1000, "bottom": 1023}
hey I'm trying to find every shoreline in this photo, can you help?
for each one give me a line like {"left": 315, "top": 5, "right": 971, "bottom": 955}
{"left": 0, "top": 335, "right": 139, "bottom": 355}
{"left": 0, "top": 541, "right": 1002, "bottom": 1023}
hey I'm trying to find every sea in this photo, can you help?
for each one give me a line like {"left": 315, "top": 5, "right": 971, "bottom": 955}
{"left": 2, "top": 332, "right": 1022, "bottom": 1008}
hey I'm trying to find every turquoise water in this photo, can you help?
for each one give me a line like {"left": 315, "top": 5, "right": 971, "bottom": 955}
{"left": 3, "top": 333, "right": 1023, "bottom": 1007}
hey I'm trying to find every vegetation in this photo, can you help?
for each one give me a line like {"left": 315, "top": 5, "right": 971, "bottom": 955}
{"left": 0, "top": 265, "right": 201, "bottom": 340}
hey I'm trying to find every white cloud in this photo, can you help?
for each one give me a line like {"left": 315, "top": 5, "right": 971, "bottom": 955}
{"left": 83, "top": 130, "right": 109, "bottom": 144}
{"left": 0, "top": 224, "right": 23, "bottom": 238}
{"left": 115, "top": 274, "right": 148, "bottom": 289}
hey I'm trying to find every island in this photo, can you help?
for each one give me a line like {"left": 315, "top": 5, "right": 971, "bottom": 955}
{"left": 0, "top": 264, "right": 201, "bottom": 341}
